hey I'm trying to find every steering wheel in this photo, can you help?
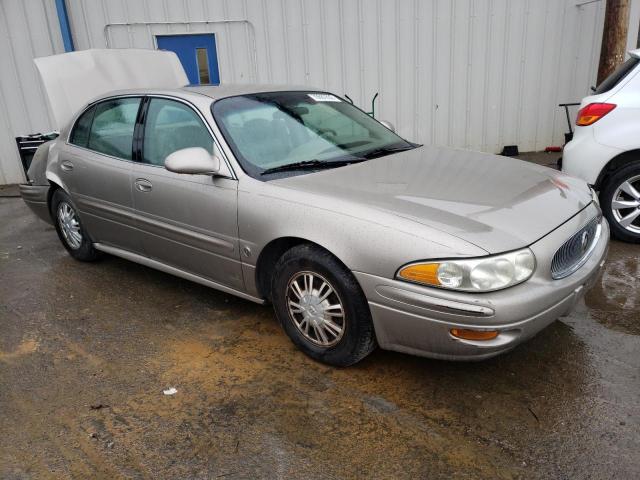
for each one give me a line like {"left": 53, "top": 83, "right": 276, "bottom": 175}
{"left": 317, "top": 128, "right": 337, "bottom": 139}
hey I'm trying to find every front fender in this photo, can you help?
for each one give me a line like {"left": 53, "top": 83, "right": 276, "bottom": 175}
{"left": 238, "top": 178, "right": 485, "bottom": 296}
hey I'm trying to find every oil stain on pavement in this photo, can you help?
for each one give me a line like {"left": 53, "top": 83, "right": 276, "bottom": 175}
{"left": 1, "top": 197, "right": 639, "bottom": 479}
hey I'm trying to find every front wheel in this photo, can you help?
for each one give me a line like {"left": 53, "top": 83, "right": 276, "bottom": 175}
{"left": 271, "top": 244, "right": 377, "bottom": 367}
{"left": 50, "top": 189, "right": 101, "bottom": 261}
{"left": 601, "top": 163, "right": 640, "bottom": 243}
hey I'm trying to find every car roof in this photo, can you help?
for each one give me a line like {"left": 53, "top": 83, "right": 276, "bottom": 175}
{"left": 91, "top": 84, "right": 320, "bottom": 103}
{"left": 184, "top": 84, "right": 317, "bottom": 99}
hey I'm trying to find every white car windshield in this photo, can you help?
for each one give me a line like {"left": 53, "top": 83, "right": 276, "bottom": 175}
{"left": 212, "top": 91, "right": 415, "bottom": 177}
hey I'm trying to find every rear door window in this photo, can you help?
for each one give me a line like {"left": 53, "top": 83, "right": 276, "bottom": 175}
{"left": 87, "top": 97, "right": 142, "bottom": 160}
{"left": 594, "top": 56, "right": 640, "bottom": 94}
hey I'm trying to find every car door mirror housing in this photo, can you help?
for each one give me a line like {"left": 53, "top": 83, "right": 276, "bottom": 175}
{"left": 164, "top": 147, "right": 221, "bottom": 175}
{"left": 379, "top": 120, "right": 395, "bottom": 132}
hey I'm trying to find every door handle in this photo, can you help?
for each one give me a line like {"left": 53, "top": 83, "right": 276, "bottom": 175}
{"left": 61, "top": 161, "right": 74, "bottom": 171}
{"left": 135, "top": 178, "right": 153, "bottom": 192}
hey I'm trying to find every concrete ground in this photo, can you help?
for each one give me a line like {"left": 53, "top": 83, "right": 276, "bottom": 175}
{"left": 1, "top": 156, "right": 639, "bottom": 479}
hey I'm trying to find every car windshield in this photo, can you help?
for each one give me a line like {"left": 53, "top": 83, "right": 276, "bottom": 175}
{"left": 212, "top": 91, "right": 415, "bottom": 177}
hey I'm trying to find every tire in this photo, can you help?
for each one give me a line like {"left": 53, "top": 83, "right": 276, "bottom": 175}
{"left": 600, "top": 162, "right": 640, "bottom": 243}
{"left": 271, "top": 244, "right": 377, "bottom": 367}
{"left": 50, "top": 189, "right": 101, "bottom": 261}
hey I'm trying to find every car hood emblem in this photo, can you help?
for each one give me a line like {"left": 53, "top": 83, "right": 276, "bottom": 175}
{"left": 580, "top": 231, "right": 589, "bottom": 253}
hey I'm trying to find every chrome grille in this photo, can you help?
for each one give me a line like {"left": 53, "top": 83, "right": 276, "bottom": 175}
{"left": 551, "top": 216, "right": 601, "bottom": 279}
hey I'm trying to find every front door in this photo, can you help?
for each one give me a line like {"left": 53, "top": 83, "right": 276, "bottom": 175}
{"left": 156, "top": 34, "right": 220, "bottom": 85}
{"left": 132, "top": 97, "right": 242, "bottom": 289}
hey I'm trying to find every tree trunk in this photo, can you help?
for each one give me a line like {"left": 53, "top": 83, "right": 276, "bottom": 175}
{"left": 597, "top": 0, "right": 631, "bottom": 85}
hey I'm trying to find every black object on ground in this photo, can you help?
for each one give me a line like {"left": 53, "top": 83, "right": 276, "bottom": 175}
{"left": 501, "top": 145, "right": 519, "bottom": 156}
{"left": 15, "top": 132, "right": 58, "bottom": 175}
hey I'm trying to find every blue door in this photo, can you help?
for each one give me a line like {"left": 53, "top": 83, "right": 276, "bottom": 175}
{"left": 156, "top": 34, "right": 220, "bottom": 85}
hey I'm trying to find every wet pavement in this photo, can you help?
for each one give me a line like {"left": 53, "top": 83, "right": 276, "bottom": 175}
{"left": 1, "top": 194, "right": 639, "bottom": 479}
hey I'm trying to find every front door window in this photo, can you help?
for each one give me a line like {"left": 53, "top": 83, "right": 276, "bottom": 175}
{"left": 142, "top": 98, "right": 213, "bottom": 166}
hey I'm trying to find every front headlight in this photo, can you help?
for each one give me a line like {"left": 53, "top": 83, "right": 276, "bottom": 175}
{"left": 397, "top": 248, "right": 536, "bottom": 292}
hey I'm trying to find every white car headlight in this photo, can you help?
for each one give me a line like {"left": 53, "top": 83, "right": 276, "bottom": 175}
{"left": 397, "top": 248, "right": 536, "bottom": 292}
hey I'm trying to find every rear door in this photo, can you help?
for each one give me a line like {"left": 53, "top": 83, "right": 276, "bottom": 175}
{"left": 60, "top": 96, "right": 143, "bottom": 253}
{"left": 131, "top": 96, "right": 243, "bottom": 289}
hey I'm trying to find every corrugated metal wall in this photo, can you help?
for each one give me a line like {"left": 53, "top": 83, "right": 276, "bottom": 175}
{"left": 0, "top": 0, "right": 608, "bottom": 185}
{"left": 0, "top": 0, "right": 64, "bottom": 185}
{"left": 628, "top": 0, "right": 640, "bottom": 52}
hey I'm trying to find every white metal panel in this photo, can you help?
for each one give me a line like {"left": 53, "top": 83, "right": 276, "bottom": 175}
{"left": 0, "top": 0, "right": 63, "bottom": 185}
{"left": 1, "top": 0, "right": 607, "bottom": 185}
{"left": 628, "top": 0, "right": 640, "bottom": 54}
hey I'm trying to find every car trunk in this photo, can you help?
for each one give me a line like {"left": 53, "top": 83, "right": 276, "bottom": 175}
{"left": 34, "top": 48, "right": 189, "bottom": 131}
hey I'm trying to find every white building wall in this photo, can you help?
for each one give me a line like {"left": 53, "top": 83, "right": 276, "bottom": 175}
{"left": 0, "top": 0, "right": 64, "bottom": 185}
{"left": 627, "top": 0, "right": 640, "bottom": 54}
{"left": 0, "top": 0, "right": 607, "bottom": 185}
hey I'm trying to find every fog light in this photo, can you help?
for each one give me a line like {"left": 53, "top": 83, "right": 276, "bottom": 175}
{"left": 450, "top": 328, "right": 499, "bottom": 341}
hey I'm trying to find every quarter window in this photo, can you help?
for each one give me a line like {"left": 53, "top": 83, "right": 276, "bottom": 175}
{"left": 69, "top": 105, "right": 96, "bottom": 148}
{"left": 142, "top": 98, "right": 213, "bottom": 166}
{"left": 87, "top": 97, "right": 141, "bottom": 160}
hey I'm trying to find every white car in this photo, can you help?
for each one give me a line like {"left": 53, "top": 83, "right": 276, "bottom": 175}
{"left": 563, "top": 48, "right": 640, "bottom": 243}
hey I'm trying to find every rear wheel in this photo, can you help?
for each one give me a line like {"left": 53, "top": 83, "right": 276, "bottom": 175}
{"left": 601, "top": 163, "right": 640, "bottom": 243}
{"left": 50, "top": 189, "right": 100, "bottom": 261}
{"left": 271, "top": 244, "right": 377, "bottom": 366}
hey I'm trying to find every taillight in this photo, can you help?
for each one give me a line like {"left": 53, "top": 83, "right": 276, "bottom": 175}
{"left": 576, "top": 103, "right": 616, "bottom": 126}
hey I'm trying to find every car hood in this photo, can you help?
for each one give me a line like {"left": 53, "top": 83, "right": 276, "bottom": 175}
{"left": 271, "top": 146, "right": 593, "bottom": 253}
{"left": 34, "top": 49, "right": 188, "bottom": 129}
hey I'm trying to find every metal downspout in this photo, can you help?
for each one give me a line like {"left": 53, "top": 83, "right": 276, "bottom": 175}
{"left": 54, "top": 0, "right": 75, "bottom": 52}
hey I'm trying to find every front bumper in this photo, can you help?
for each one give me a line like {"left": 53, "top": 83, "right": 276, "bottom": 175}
{"left": 19, "top": 184, "right": 52, "bottom": 225}
{"left": 355, "top": 203, "right": 609, "bottom": 360}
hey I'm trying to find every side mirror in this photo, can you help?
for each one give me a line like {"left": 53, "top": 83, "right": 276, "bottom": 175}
{"left": 164, "top": 147, "right": 220, "bottom": 175}
{"left": 379, "top": 120, "right": 395, "bottom": 132}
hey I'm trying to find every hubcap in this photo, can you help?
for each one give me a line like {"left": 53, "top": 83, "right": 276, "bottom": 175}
{"left": 611, "top": 175, "right": 640, "bottom": 234}
{"left": 286, "top": 271, "right": 345, "bottom": 347}
{"left": 57, "top": 201, "right": 82, "bottom": 249}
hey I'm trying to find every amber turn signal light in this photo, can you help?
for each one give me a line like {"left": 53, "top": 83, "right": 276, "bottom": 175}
{"left": 450, "top": 328, "right": 499, "bottom": 341}
{"left": 397, "top": 263, "right": 440, "bottom": 286}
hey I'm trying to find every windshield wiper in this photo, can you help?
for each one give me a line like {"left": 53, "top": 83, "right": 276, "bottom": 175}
{"left": 361, "top": 144, "right": 417, "bottom": 160}
{"left": 260, "top": 158, "right": 364, "bottom": 175}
